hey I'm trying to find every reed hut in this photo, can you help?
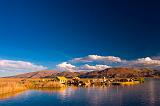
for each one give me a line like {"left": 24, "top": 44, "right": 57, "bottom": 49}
{"left": 55, "top": 77, "right": 67, "bottom": 84}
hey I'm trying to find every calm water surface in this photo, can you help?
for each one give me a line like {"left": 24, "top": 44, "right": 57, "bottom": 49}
{"left": 0, "top": 78, "right": 160, "bottom": 106}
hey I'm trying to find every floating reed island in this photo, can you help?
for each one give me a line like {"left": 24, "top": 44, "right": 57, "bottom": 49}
{"left": 0, "top": 67, "right": 156, "bottom": 97}
{"left": 0, "top": 78, "right": 65, "bottom": 95}
{"left": 67, "top": 77, "right": 144, "bottom": 86}
{"left": 0, "top": 77, "right": 144, "bottom": 95}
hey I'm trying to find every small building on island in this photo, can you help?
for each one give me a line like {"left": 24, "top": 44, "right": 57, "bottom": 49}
{"left": 55, "top": 76, "right": 67, "bottom": 84}
{"left": 72, "top": 77, "right": 80, "bottom": 81}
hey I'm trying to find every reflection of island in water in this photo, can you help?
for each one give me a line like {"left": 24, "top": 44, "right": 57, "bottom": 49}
{"left": 33, "top": 86, "right": 79, "bottom": 98}
{"left": 0, "top": 91, "right": 26, "bottom": 100}
{"left": 33, "top": 87, "right": 69, "bottom": 94}
{"left": 0, "top": 87, "right": 76, "bottom": 100}
{"left": 0, "top": 79, "right": 160, "bottom": 106}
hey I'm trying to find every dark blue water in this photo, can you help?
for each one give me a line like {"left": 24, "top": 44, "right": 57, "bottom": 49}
{"left": 0, "top": 78, "right": 160, "bottom": 106}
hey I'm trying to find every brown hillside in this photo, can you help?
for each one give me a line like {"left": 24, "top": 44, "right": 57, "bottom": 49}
{"left": 8, "top": 70, "right": 58, "bottom": 78}
{"left": 54, "top": 71, "right": 86, "bottom": 78}
{"left": 80, "top": 67, "right": 142, "bottom": 78}
{"left": 6, "top": 67, "right": 155, "bottom": 78}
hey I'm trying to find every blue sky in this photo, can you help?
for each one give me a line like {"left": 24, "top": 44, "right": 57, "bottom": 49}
{"left": 0, "top": 0, "right": 160, "bottom": 76}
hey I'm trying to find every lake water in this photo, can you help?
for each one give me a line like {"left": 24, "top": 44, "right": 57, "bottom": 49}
{"left": 0, "top": 78, "right": 160, "bottom": 106}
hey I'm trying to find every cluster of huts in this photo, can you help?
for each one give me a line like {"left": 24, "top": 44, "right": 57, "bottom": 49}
{"left": 51, "top": 76, "right": 144, "bottom": 86}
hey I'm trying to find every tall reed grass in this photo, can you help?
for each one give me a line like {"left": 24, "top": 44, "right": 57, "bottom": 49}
{"left": 0, "top": 78, "right": 64, "bottom": 95}
{"left": 0, "top": 78, "right": 27, "bottom": 95}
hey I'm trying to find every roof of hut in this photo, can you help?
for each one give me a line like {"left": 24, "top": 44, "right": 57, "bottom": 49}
{"left": 56, "top": 76, "right": 67, "bottom": 80}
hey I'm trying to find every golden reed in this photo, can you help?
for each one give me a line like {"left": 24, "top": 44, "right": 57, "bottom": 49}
{"left": 0, "top": 78, "right": 64, "bottom": 95}
{"left": 0, "top": 78, "right": 27, "bottom": 95}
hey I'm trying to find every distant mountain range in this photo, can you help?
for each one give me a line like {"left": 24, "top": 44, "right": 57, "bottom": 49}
{"left": 79, "top": 67, "right": 155, "bottom": 78}
{"left": 7, "top": 70, "right": 58, "bottom": 78}
{"left": 6, "top": 67, "right": 158, "bottom": 78}
{"left": 7, "top": 70, "right": 86, "bottom": 78}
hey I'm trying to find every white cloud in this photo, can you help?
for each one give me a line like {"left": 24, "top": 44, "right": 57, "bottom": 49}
{"left": 0, "top": 60, "right": 47, "bottom": 72}
{"left": 56, "top": 55, "right": 160, "bottom": 72}
{"left": 56, "top": 62, "right": 111, "bottom": 72}
{"left": 120, "top": 57, "right": 160, "bottom": 69}
{"left": 71, "top": 55, "right": 122, "bottom": 63}
{"left": 127, "top": 57, "right": 160, "bottom": 69}
{"left": 56, "top": 62, "right": 76, "bottom": 72}
{"left": 151, "top": 56, "right": 160, "bottom": 60}
{"left": 136, "top": 57, "right": 160, "bottom": 65}
{"left": 79, "top": 64, "right": 111, "bottom": 71}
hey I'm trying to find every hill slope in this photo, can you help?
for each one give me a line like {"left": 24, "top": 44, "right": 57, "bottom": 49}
{"left": 7, "top": 70, "right": 85, "bottom": 78}
{"left": 80, "top": 67, "right": 154, "bottom": 78}
{"left": 6, "top": 67, "right": 155, "bottom": 78}
{"left": 8, "top": 70, "right": 58, "bottom": 78}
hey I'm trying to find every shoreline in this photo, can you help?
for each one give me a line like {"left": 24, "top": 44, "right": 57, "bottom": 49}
{"left": 0, "top": 78, "right": 64, "bottom": 95}
{"left": 0, "top": 77, "right": 146, "bottom": 95}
